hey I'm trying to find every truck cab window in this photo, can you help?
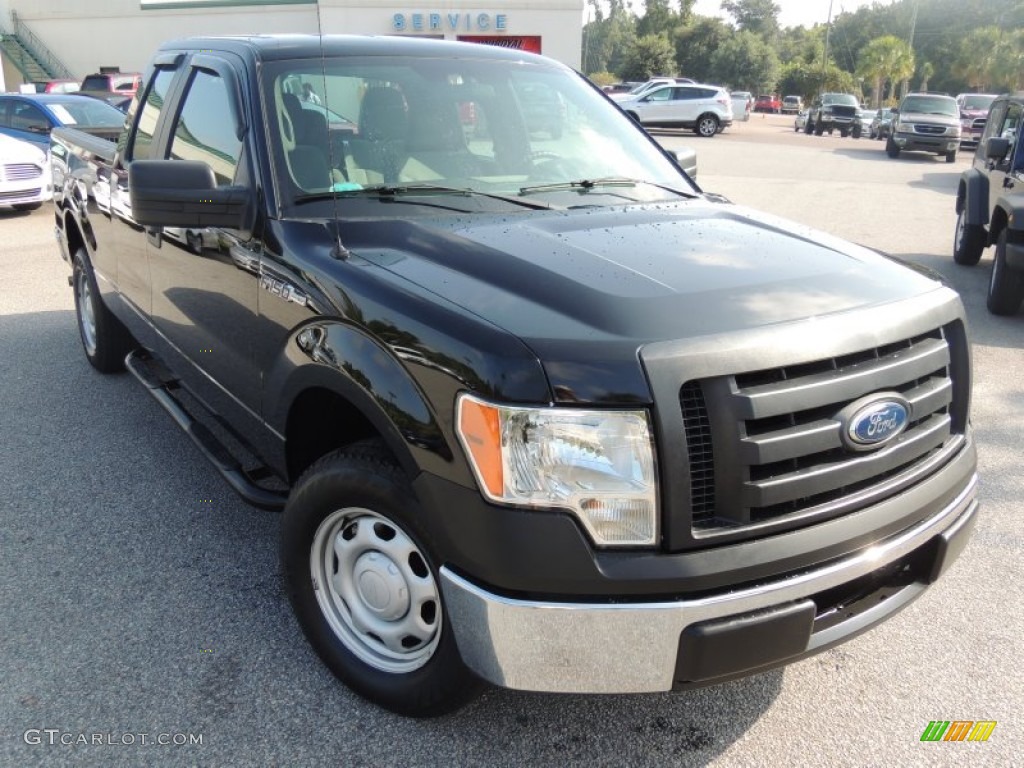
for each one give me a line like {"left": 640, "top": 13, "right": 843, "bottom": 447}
{"left": 129, "top": 68, "right": 175, "bottom": 161}
{"left": 169, "top": 69, "right": 243, "bottom": 186}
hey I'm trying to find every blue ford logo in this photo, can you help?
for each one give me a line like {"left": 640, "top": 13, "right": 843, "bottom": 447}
{"left": 840, "top": 395, "right": 910, "bottom": 450}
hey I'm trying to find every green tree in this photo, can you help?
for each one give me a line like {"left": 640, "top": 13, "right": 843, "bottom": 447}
{"left": 918, "top": 61, "right": 934, "bottom": 91}
{"left": 674, "top": 16, "right": 733, "bottom": 82}
{"left": 709, "top": 30, "right": 780, "bottom": 92}
{"left": 582, "top": 0, "right": 637, "bottom": 76}
{"left": 721, "top": 0, "right": 781, "bottom": 40}
{"left": 620, "top": 34, "right": 678, "bottom": 80}
{"left": 637, "top": 0, "right": 694, "bottom": 38}
{"left": 856, "top": 35, "right": 915, "bottom": 108}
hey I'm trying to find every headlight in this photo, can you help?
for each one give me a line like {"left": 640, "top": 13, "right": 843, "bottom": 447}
{"left": 897, "top": 121, "right": 912, "bottom": 134}
{"left": 456, "top": 394, "right": 658, "bottom": 547}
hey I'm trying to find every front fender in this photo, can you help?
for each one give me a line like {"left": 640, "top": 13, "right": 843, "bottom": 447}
{"left": 958, "top": 168, "right": 989, "bottom": 227}
{"left": 992, "top": 193, "right": 1024, "bottom": 269}
{"left": 264, "top": 320, "right": 449, "bottom": 479}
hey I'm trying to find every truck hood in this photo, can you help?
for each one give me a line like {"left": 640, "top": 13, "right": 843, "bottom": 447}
{"left": 348, "top": 199, "right": 942, "bottom": 401}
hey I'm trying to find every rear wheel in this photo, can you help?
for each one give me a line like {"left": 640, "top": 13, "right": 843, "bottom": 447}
{"left": 280, "top": 442, "right": 483, "bottom": 716}
{"left": 804, "top": 119, "right": 813, "bottom": 135}
{"left": 814, "top": 122, "right": 824, "bottom": 136}
{"left": 72, "top": 248, "right": 134, "bottom": 373}
{"left": 953, "top": 207, "right": 986, "bottom": 266}
{"left": 987, "top": 230, "right": 1024, "bottom": 315}
{"left": 695, "top": 113, "right": 720, "bottom": 137}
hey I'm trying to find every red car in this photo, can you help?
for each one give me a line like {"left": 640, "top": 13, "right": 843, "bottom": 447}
{"left": 754, "top": 94, "right": 781, "bottom": 113}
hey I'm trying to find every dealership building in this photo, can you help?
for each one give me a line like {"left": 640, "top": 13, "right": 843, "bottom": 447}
{"left": 0, "top": 0, "right": 583, "bottom": 91}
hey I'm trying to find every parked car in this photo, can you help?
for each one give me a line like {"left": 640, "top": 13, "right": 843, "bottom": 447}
{"left": 793, "top": 109, "right": 808, "bottom": 132}
{"left": 870, "top": 107, "right": 895, "bottom": 140}
{"left": 953, "top": 92, "right": 1024, "bottom": 314}
{"left": 79, "top": 70, "right": 142, "bottom": 98}
{"left": 0, "top": 93, "right": 127, "bottom": 151}
{"left": 0, "top": 133, "right": 51, "bottom": 210}
{"left": 730, "top": 91, "right": 752, "bottom": 122}
{"left": 618, "top": 83, "right": 733, "bottom": 137}
{"left": 753, "top": 94, "right": 781, "bottom": 113}
{"left": 956, "top": 93, "right": 998, "bottom": 149}
{"left": 781, "top": 95, "right": 803, "bottom": 114}
{"left": 805, "top": 93, "right": 860, "bottom": 136}
{"left": 886, "top": 92, "right": 961, "bottom": 163}
{"left": 27, "top": 79, "right": 81, "bottom": 94}
{"left": 856, "top": 108, "right": 874, "bottom": 138}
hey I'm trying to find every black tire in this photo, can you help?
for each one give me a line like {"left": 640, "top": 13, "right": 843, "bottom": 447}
{"left": 72, "top": 248, "right": 134, "bottom": 373}
{"left": 886, "top": 137, "right": 900, "bottom": 158}
{"left": 953, "top": 206, "right": 985, "bottom": 266}
{"left": 12, "top": 202, "right": 42, "bottom": 211}
{"left": 839, "top": 127, "right": 848, "bottom": 138}
{"left": 280, "top": 442, "right": 483, "bottom": 717}
{"left": 945, "top": 150, "right": 956, "bottom": 163}
{"left": 987, "top": 230, "right": 1024, "bottom": 315}
{"left": 694, "top": 113, "right": 720, "bottom": 137}
{"left": 804, "top": 119, "right": 813, "bottom": 135}
{"left": 852, "top": 126, "right": 862, "bottom": 139}
{"left": 814, "top": 122, "right": 824, "bottom": 136}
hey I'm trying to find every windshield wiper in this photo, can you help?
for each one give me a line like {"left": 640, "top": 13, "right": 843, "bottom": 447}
{"left": 355, "top": 183, "right": 556, "bottom": 210}
{"left": 519, "top": 177, "right": 697, "bottom": 199}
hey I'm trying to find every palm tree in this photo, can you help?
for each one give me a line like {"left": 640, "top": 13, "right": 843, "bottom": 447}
{"left": 857, "top": 35, "right": 915, "bottom": 107}
{"left": 918, "top": 61, "right": 934, "bottom": 92}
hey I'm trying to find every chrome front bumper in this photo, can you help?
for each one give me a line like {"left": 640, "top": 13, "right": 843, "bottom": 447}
{"left": 441, "top": 473, "right": 978, "bottom": 694}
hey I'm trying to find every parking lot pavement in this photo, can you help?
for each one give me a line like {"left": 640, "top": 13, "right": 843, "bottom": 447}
{"left": 2, "top": 120, "right": 1021, "bottom": 766}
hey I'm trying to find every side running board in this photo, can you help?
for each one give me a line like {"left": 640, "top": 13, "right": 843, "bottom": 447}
{"left": 125, "top": 349, "right": 287, "bottom": 511}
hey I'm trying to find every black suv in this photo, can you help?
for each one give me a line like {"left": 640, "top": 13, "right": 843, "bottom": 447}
{"left": 953, "top": 92, "right": 1024, "bottom": 314}
{"left": 804, "top": 93, "right": 859, "bottom": 137}
{"left": 887, "top": 92, "right": 961, "bottom": 163}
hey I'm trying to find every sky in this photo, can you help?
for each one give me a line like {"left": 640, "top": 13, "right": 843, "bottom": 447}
{"left": 690, "top": 0, "right": 897, "bottom": 30}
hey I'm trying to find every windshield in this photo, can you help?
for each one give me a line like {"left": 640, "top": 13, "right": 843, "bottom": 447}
{"left": 263, "top": 55, "right": 695, "bottom": 213}
{"left": 960, "top": 94, "right": 996, "bottom": 111}
{"left": 51, "top": 98, "right": 126, "bottom": 127}
{"left": 823, "top": 94, "right": 858, "bottom": 106}
{"left": 901, "top": 95, "right": 958, "bottom": 117}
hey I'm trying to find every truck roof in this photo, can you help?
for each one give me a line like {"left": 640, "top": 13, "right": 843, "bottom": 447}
{"left": 158, "top": 34, "right": 559, "bottom": 68}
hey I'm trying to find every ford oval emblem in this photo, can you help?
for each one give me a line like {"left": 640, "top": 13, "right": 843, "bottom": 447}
{"left": 844, "top": 397, "right": 909, "bottom": 449}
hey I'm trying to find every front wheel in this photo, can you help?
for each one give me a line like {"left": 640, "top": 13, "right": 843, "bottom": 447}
{"left": 945, "top": 150, "right": 956, "bottom": 163}
{"left": 852, "top": 126, "right": 862, "bottom": 139}
{"left": 886, "top": 137, "right": 900, "bottom": 158}
{"left": 694, "top": 113, "right": 720, "bottom": 137}
{"left": 72, "top": 248, "right": 134, "bottom": 373}
{"left": 987, "top": 230, "right": 1024, "bottom": 315}
{"left": 280, "top": 442, "right": 483, "bottom": 717}
{"left": 953, "top": 206, "right": 986, "bottom": 266}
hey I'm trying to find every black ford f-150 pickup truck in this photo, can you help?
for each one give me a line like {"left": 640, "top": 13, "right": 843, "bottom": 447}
{"left": 52, "top": 35, "right": 979, "bottom": 717}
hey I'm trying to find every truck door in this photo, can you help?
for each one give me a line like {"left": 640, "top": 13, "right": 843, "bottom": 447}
{"left": 147, "top": 55, "right": 263, "bottom": 418}
{"left": 108, "top": 60, "right": 182, "bottom": 339}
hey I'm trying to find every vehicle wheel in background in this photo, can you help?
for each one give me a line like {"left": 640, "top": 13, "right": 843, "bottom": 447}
{"left": 945, "top": 150, "right": 956, "bottom": 163}
{"left": 987, "top": 230, "right": 1024, "bottom": 315}
{"left": 886, "top": 138, "right": 900, "bottom": 158}
{"left": 695, "top": 113, "right": 720, "bottom": 137}
{"left": 852, "top": 126, "right": 861, "bottom": 139}
{"left": 280, "top": 442, "right": 484, "bottom": 717}
{"left": 953, "top": 207, "right": 986, "bottom": 266}
{"left": 815, "top": 123, "right": 824, "bottom": 136}
{"left": 72, "top": 248, "right": 134, "bottom": 373}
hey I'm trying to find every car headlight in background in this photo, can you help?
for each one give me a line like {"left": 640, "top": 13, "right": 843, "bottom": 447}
{"left": 456, "top": 394, "right": 658, "bottom": 547}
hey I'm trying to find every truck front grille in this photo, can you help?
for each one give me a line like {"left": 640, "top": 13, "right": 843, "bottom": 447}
{"left": 0, "top": 188, "right": 41, "bottom": 201}
{"left": 680, "top": 325, "right": 966, "bottom": 536}
{"left": 913, "top": 125, "right": 946, "bottom": 135}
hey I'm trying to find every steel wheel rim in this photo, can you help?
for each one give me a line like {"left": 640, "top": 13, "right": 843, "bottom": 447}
{"left": 76, "top": 270, "right": 97, "bottom": 356}
{"left": 310, "top": 507, "right": 441, "bottom": 673}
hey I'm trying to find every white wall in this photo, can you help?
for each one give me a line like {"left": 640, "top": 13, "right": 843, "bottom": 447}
{"left": 1, "top": 0, "right": 582, "bottom": 87}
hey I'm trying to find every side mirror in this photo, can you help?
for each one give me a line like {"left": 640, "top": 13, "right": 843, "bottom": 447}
{"left": 985, "top": 136, "right": 1010, "bottom": 161}
{"left": 27, "top": 124, "right": 51, "bottom": 134}
{"left": 668, "top": 148, "right": 697, "bottom": 179}
{"left": 129, "top": 160, "right": 250, "bottom": 229}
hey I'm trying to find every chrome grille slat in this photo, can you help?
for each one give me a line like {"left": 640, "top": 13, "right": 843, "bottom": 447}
{"left": 736, "top": 337, "right": 949, "bottom": 419}
{"left": 3, "top": 163, "right": 42, "bottom": 181}
{"left": 743, "top": 413, "right": 952, "bottom": 508}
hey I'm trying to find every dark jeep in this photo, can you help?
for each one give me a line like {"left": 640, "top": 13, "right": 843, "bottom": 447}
{"left": 805, "top": 93, "right": 860, "bottom": 137}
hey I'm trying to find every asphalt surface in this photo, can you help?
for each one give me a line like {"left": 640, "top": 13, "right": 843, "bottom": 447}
{"left": 1, "top": 114, "right": 1021, "bottom": 767}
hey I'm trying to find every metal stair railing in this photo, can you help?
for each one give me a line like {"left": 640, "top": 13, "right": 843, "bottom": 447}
{"left": 9, "top": 10, "right": 75, "bottom": 80}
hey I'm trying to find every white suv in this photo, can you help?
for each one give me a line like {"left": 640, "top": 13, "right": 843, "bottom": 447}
{"left": 618, "top": 83, "right": 733, "bottom": 137}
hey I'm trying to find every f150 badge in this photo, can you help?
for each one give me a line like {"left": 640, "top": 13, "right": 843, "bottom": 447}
{"left": 838, "top": 394, "right": 910, "bottom": 451}
{"left": 260, "top": 273, "right": 307, "bottom": 307}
